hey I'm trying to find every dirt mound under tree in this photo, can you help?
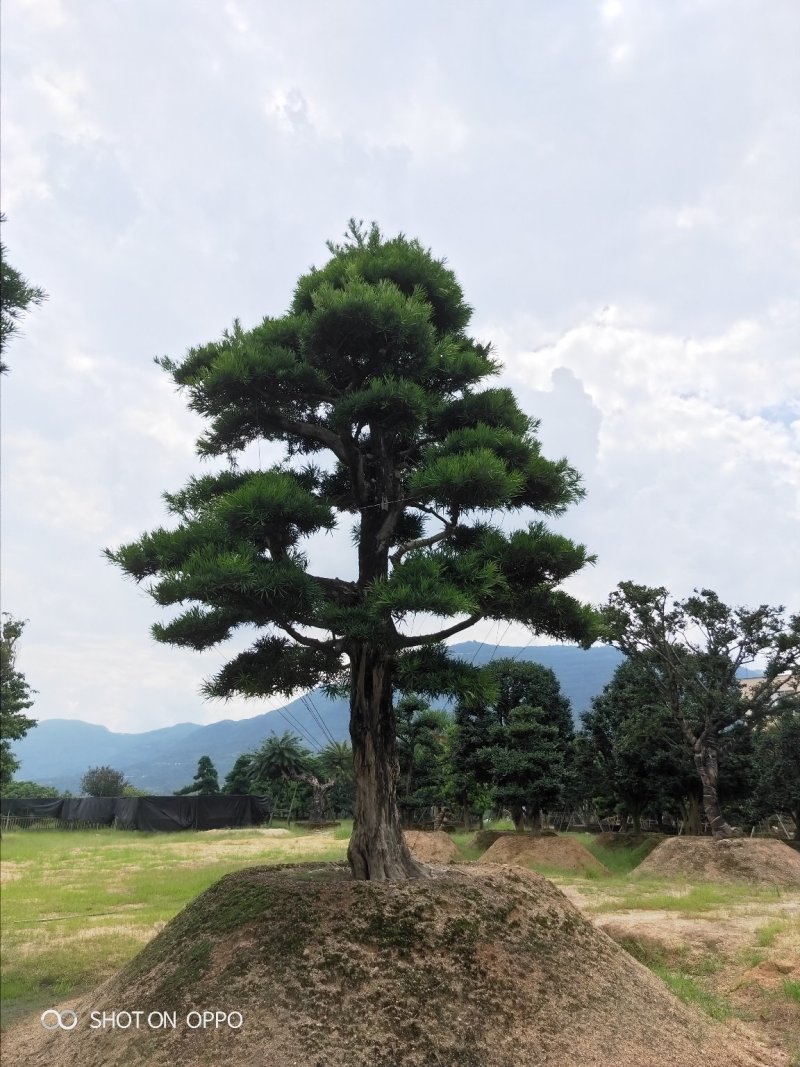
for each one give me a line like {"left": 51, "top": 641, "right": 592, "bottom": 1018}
{"left": 4, "top": 862, "right": 780, "bottom": 1067}
{"left": 635, "top": 837, "right": 800, "bottom": 886}
{"left": 479, "top": 833, "right": 611, "bottom": 875}
{"left": 403, "top": 830, "right": 460, "bottom": 864}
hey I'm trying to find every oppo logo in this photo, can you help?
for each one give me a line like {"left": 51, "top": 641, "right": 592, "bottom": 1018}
{"left": 40, "top": 1009, "right": 79, "bottom": 1031}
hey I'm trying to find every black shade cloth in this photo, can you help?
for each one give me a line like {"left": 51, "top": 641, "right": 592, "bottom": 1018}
{"left": 1, "top": 795, "right": 271, "bottom": 831}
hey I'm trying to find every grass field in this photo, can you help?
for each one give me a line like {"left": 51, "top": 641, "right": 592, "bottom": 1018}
{"left": 2, "top": 826, "right": 798, "bottom": 1061}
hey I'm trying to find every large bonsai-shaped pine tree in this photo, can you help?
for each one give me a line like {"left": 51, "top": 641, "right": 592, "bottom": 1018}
{"left": 108, "top": 222, "right": 597, "bottom": 879}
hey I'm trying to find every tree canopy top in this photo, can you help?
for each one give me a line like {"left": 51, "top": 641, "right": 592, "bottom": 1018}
{"left": 107, "top": 222, "right": 598, "bottom": 704}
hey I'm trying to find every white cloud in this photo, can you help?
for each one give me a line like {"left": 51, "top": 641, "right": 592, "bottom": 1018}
{"left": 2, "top": 0, "right": 797, "bottom": 733}
{"left": 31, "top": 66, "right": 101, "bottom": 144}
{"left": 0, "top": 123, "right": 52, "bottom": 209}
{"left": 492, "top": 303, "right": 800, "bottom": 607}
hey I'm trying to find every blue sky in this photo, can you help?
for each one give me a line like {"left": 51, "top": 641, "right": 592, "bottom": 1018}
{"left": 2, "top": 0, "right": 798, "bottom": 731}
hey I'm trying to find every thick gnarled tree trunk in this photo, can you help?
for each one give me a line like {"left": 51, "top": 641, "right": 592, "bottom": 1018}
{"left": 347, "top": 643, "right": 427, "bottom": 880}
{"left": 694, "top": 739, "right": 734, "bottom": 838}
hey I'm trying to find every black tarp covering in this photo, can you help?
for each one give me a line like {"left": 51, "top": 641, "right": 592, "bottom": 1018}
{"left": 0, "top": 798, "right": 64, "bottom": 818}
{"left": 61, "top": 797, "right": 116, "bottom": 824}
{"left": 1, "top": 795, "right": 271, "bottom": 831}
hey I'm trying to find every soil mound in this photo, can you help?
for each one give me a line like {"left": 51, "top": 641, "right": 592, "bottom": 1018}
{"left": 403, "top": 829, "right": 459, "bottom": 864}
{"left": 3, "top": 862, "right": 776, "bottom": 1067}
{"left": 479, "top": 833, "right": 610, "bottom": 875}
{"left": 468, "top": 829, "right": 556, "bottom": 853}
{"left": 635, "top": 837, "right": 800, "bottom": 886}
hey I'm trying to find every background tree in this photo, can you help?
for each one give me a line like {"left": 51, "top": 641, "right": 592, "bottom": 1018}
{"left": 317, "top": 740, "right": 355, "bottom": 818}
{"left": 395, "top": 694, "right": 451, "bottom": 826}
{"left": 222, "top": 753, "right": 255, "bottom": 794}
{"left": 577, "top": 657, "right": 693, "bottom": 833}
{"left": 80, "top": 765, "right": 129, "bottom": 797}
{"left": 0, "top": 614, "right": 37, "bottom": 786}
{"left": 0, "top": 214, "right": 47, "bottom": 372}
{"left": 602, "top": 583, "right": 799, "bottom": 837}
{"left": 484, "top": 703, "right": 568, "bottom": 830}
{"left": 175, "top": 755, "right": 220, "bottom": 795}
{"left": 249, "top": 732, "right": 334, "bottom": 823}
{"left": 107, "top": 221, "right": 596, "bottom": 879}
{"left": 753, "top": 703, "right": 800, "bottom": 839}
{"left": 1, "top": 780, "right": 60, "bottom": 799}
{"left": 453, "top": 659, "right": 574, "bottom": 830}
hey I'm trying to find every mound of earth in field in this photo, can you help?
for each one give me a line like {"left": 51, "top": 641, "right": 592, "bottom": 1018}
{"left": 635, "top": 837, "right": 800, "bottom": 886}
{"left": 3, "top": 862, "right": 779, "bottom": 1067}
{"left": 469, "top": 828, "right": 556, "bottom": 853}
{"left": 479, "top": 833, "right": 610, "bottom": 875}
{"left": 403, "top": 829, "right": 459, "bottom": 864}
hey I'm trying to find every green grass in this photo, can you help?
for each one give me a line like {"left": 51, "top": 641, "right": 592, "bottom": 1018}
{"left": 783, "top": 980, "right": 800, "bottom": 1003}
{"left": 754, "top": 919, "right": 788, "bottom": 948}
{"left": 574, "top": 833, "right": 662, "bottom": 876}
{"left": 590, "top": 879, "right": 783, "bottom": 914}
{"left": 652, "top": 966, "right": 733, "bottom": 1020}
{"left": 0, "top": 826, "right": 347, "bottom": 1028}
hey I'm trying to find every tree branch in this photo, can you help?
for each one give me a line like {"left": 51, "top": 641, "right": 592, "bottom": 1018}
{"left": 397, "top": 613, "right": 482, "bottom": 649}
{"left": 278, "top": 623, "right": 345, "bottom": 652}
{"left": 273, "top": 414, "right": 351, "bottom": 465}
{"left": 390, "top": 507, "right": 460, "bottom": 566}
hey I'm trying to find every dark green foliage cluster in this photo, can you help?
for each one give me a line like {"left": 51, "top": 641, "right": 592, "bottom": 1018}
{"left": 395, "top": 695, "right": 451, "bottom": 821}
{"left": 753, "top": 704, "right": 800, "bottom": 838}
{"left": 174, "top": 754, "right": 221, "bottom": 795}
{"left": 1, "top": 779, "right": 61, "bottom": 799}
{"left": 0, "top": 214, "right": 47, "bottom": 372}
{"left": 80, "top": 765, "right": 130, "bottom": 797}
{"left": 577, "top": 657, "right": 693, "bottom": 832}
{"left": 0, "top": 615, "right": 37, "bottom": 786}
{"left": 452, "top": 659, "right": 575, "bottom": 829}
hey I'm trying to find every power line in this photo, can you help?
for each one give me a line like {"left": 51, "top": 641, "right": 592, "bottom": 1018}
{"left": 300, "top": 692, "right": 337, "bottom": 748}
{"left": 274, "top": 705, "right": 322, "bottom": 752}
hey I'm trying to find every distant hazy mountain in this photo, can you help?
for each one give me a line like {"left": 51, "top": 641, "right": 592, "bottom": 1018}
{"left": 10, "top": 643, "right": 624, "bottom": 794}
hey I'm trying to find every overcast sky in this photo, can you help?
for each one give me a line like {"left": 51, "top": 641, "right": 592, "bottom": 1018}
{"left": 2, "top": 0, "right": 798, "bottom": 734}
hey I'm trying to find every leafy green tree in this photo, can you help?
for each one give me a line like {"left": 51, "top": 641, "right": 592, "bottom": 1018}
{"left": 317, "top": 740, "right": 355, "bottom": 817}
{"left": 250, "top": 732, "right": 333, "bottom": 823}
{"left": 453, "top": 659, "right": 574, "bottom": 830}
{"left": 0, "top": 615, "right": 37, "bottom": 786}
{"left": 395, "top": 695, "right": 451, "bottom": 824}
{"left": 106, "top": 221, "right": 596, "bottom": 879}
{"left": 451, "top": 693, "right": 497, "bottom": 825}
{"left": 1, "top": 779, "right": 60, "bottom": 799}
{"left": 483, "top": 703, "right": 567, "bottom": 830}
{"left": 754, "top": 704, "right": 800, "bottom": 839}
{"left": 222, "top": 753, "right": 255, "bottom": 794}
{"left": 578, "top": 657, "right": 694, "bottom": 833}
{"left": 175, "top": 755, "right": 220, "bottom": 795}
{"left": 602, "top": 583, "right": 799, "bottom": 837}
{"left": 0, "top": 214, "right": 47, "bottom": 372}
{"left": 80, "top": 765, "right": 129, "bottom": 797}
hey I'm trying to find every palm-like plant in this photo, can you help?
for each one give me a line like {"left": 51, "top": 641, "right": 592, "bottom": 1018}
{"left": 249, "top": 732, "right": 310, "bottom": 783}
{"left": 250, "top": 732, "right": 334, "bottom": 823}
{"left": 318, "top": 741, "right": 354, "bottom": 783}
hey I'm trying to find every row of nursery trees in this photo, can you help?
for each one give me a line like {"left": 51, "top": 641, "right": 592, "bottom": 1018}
{"left": 202, "top": 645, "right": 798, "bottom": 839}
{"left": 8, "top": 630, "right": 796, "bottom": 842}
